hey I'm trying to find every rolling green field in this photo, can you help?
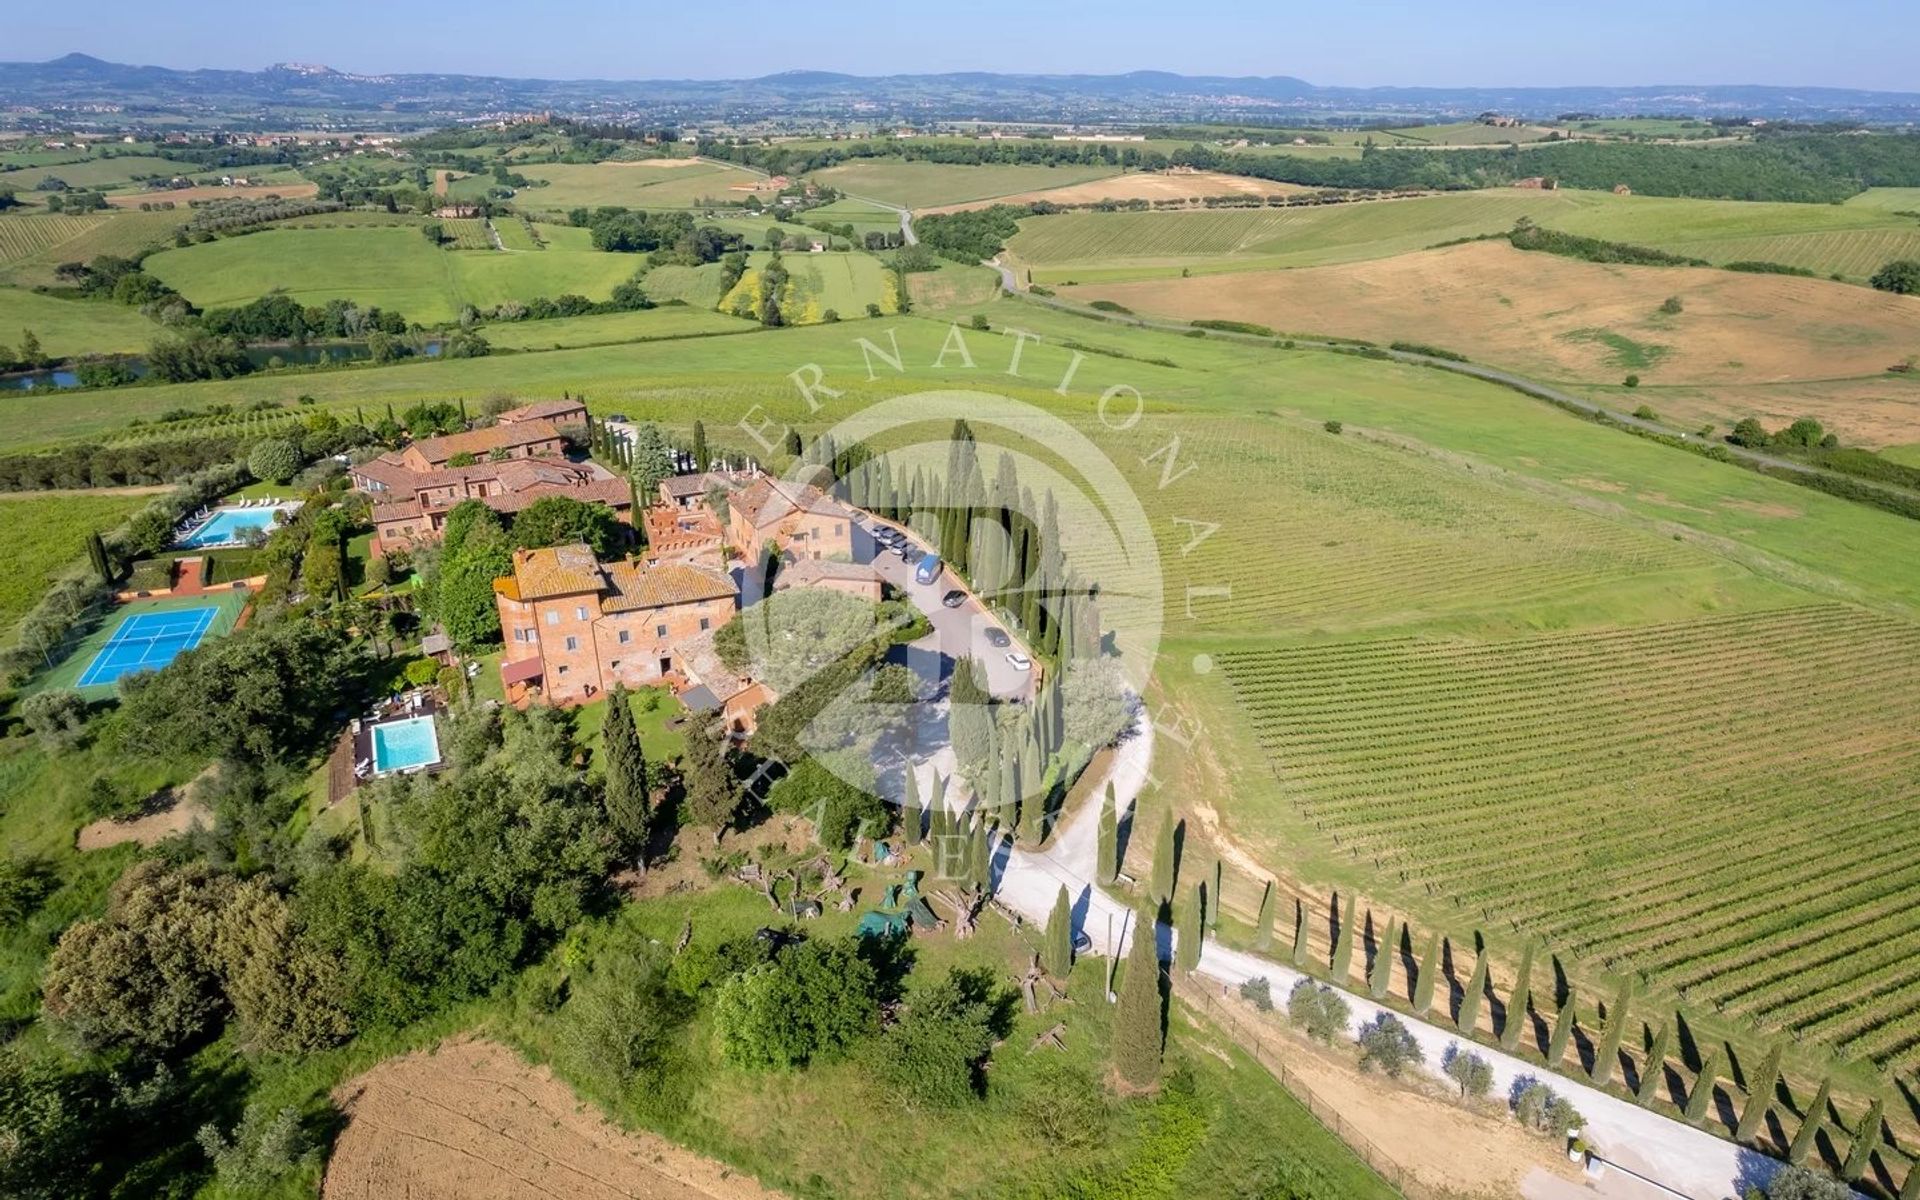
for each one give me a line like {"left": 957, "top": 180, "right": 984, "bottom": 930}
{"left": 1373, "top": 121, "right": 1553, "bottom": 145}
{"left": 0, "top": 287, "right": 159, "bottom": 357}
{"left": 0, "top": 154, "right": 184, "bottom": 196}
{"left": 144, "top": 224, "right": 644, "bottom": 323}
{"left": 506, "top": 159, "right": 766, "bottom": 212}
{"left": 482, "top": 305, "right": 754, "bottom": 350}
{"left": 490, "top": 215, "right": 542, "bottom": 250}
{"left": 1005, "top": 190, "right": 1572, "bottom": 281}
{"left": 1844, "top": 187, "right": 1920, "bottom": 212}
{"left": 810, "top": 158, "right": 1125, "bottom": 209}
{"left": 0, "top": 490, "right": 152, "bottom": 630}
{"left": 801, "top": 196, "right": 904, "bottom": 236}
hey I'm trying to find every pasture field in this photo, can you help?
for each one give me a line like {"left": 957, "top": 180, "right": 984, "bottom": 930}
{"left": 0, "top": 209, "right": 183, "bottom": 286}
{"left": 143, "top": 225, "right": 643, "bottom": 323}
{"left": 481, "top": 305, "right": 753, "bottom": 351}
{"left": 0, "top": 490, "right": 151, "bottom": 630}
{"left": 1844, "top": 187, "right": 1920, "bottom": 212}
{"left": 1374, "top": 121, "right": 1555, "bottom": 145}
{"left": 105, "top": 181, "right": 318, "bottom": 208}
{"left": 801, "top": 196, "right": 902, "bottom": 235}
{"left": 716, "top": 250, "right": 897, "bottom": 323}
{"left": 641, "top": 260, "right": 729, "bottom": 309}
{"left": 508, "top": 159, "right": 766, "bottom": 212}
{"left": 918, "top": 169, "right": 1310, "bottom": 215}
{"left": 1216, "top": 602, "right": 1920, "bottom": 1071}
{"left": 1065, "top": 240, "right": 1920, "bottom": 392}
{"left": 489, "top": 215, "right": 542, "bottom": 250}
{"left": 1004, "top": 190, "right": 1573, "bottom": 281}
{"left": 0, "top": 287, "right": 158, "bottom": 358}
{"left": 809, "top": 157, "right": 1125, "bottom": 209}
{"left": 0, "top": 154, "right": 183, "bottom": 194}
{"left": 438, "top": 217, "right": 494, "bottom": 250}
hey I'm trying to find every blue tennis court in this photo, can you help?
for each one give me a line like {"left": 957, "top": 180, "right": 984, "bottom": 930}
{"left": 76, "top": 605, "right": 219, "bottom": 688}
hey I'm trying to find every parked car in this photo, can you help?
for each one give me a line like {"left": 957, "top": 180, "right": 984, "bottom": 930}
{"left": 1006, "top": 651, "right": 1032, "bottom": 672}
{"left": 1073, "top": 931, "right": 1094, "bottom": 954}
{"left": 902, "top": 547, "right": 925, "bottom": 565}
{"left": 984, "top": 628, "right": 1011, "bottom": 648}
{"left": 942, "top": 589, "right": 967, "bottom": 608}
{"left": 915, "top": 556, "right": 943, "bottom": 585}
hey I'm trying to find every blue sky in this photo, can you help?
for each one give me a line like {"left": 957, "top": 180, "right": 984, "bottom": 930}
{"left": 12, "top": 0, "right": 1918, "bottom": 91}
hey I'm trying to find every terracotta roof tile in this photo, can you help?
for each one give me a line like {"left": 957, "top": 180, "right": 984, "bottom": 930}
{"left": 603, "top": 561, "right": 735, "bottom": 612}
{"left": 510, "top": 544, "right": 606, "bottom": 600}
{"left": 412, "top": 418, "right": 563, "bottom": 465}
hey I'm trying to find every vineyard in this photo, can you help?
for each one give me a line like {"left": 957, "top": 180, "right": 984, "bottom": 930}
{"left": 0, "top": 209, "right": 183, "bottom": 286}
{"left": 1662, "top": 229, "right": 1920, "bottom": 279}
{"left": 1219, "top": 603, "right": 1920, "bottom": 1069}
{"left": 1005, "top": 191, "right": 1569, "bottom": 278}
{"left": 440, "top": 218, "right": 495, "bottom": 250}
{"left": 0, "top": 213, "right": 112, "bottom": 267}
{"left": 1538, "top": 192, "right": 1920, "bottom": 279}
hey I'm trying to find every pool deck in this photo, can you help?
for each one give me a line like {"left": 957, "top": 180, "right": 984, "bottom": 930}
{"left": 328, "top": 694, "right": 444, "bottom": 805}
{"left": 176, "top": 501, "right": 302, "bottom": 550}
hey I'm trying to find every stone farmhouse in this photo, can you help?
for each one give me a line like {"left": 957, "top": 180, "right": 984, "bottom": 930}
{"left": 727, "top": 476, "right": 857, "bottom": 563}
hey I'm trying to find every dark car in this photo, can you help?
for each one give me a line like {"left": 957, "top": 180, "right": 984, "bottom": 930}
{"left": 942, "top": 589, "right": 966, "bottom": 608}
{"left": 984, "top": 628, "right": 1011, "bottom": 648}
{"left": 902, "top": 547, "right": 926, "bottom": 565}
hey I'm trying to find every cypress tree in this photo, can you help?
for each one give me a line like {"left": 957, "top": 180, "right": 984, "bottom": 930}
{"left": 1412, "top": 931, "right": 1442, "bottom": 1017}
{"left": 1112, "top": 903, "right": 1165, "bottom": 1092}
{"left": 1204, "top": 859, "right": 1222, "bottom": 932}
{"left": 87, "top": 530, "right": 111, "bottom": 585}
{"left": 1043, "top": 885, "right": 1073, "bottom": 977}
{"left": 1591, "top": 979, "right": 1632, "bottom": 1087}
{"left": 1500, "top": 942, "right": 1535, "bottom": 1051}
{"left": 692, "top": 419, "right": 710, "bottom": 470}
{"left": 1096, "top": 783, "right": 1118, "bottom": 884}
{"left": 1291, "top": 901, "right": 1310, "bottom": 970}
{"left": 1685, "top": 1044, "right": 1724, "bottom": 1124}
{"left": 1786, "top": 1077, "right": 1831, "bottom": 1165}
{"left": 1457, "top": 943, "right": 1489, "bottom": 1038}
{"left": 1176, "top": 885, "right": 1203, "bottom": 973}
{"left": 600, "top": 685, "right": 650, "bottom": 858}
{"left": 1330, "top": 892, "right": 1357, "bottom": 983}
{"left": 1150, "top": 810, "right": 1177, "bottom": 903}
{"left": 969, "top": 817, "right": 991, "bottom": 893}
{"left": 1843, "top": 1097, "right": 1884, "bottom": 1183}
{"left": 1638, "top": 1022, "right": 1672, "bottom": 1107}
{"left": 902, "top": 767, "right": 923, "bottom": 845}
{"left": 1254, "top": 881, "right": 1276, "bottom": 952}
{"left": 1736, "top": 1041, "right": 1784, "bottom": 1143}
{"left": 1545, "top": 989, "right": 1578, "bottom": 1069}
{"left": 1369, "top": 918, "right": 1398, "bottom": 1001}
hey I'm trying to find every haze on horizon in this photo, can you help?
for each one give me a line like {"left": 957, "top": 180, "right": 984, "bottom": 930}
{"left": 11, "top": 0, "right": 1918, "bottom": 94}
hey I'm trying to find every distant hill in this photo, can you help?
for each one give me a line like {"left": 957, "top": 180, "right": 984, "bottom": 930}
{"left": 2, "top": 54, "right": 1919, "bottom": 125}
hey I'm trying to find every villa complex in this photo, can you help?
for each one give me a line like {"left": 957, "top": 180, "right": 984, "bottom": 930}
{"left": 349, "top": 399, "right": 627, "bottom": 554}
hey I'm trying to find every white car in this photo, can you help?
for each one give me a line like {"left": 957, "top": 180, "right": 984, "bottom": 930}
{"left": 1005, "top": 651, "right": 1032, "bottom": 672}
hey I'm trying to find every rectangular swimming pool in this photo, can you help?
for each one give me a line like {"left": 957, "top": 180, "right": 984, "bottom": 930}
{"left": 370, "top": 716, "right": 443, "bottom": 774}
{"left": 179, "top": 505, "right": 289, "bottom": 549}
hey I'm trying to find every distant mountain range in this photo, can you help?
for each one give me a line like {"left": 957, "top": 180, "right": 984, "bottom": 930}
{"left": 4, "top": 53, "right": 1920, "bottom": 126}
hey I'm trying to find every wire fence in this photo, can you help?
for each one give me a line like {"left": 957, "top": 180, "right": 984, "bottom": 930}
{"left": 1176, "top": 977, "right": 1448, "bottom": 1200}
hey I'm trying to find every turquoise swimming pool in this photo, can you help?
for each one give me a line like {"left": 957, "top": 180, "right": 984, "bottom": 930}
{"left": 180, "top": 505, "right": 288, "bottom": 548}
{"left": 371, "top": 716, "right": 442, "bottom": 774}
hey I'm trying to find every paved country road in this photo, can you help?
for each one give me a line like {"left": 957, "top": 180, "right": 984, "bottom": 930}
{"left": 970, "top": 714, "right": 1811, "bottom": 1200}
